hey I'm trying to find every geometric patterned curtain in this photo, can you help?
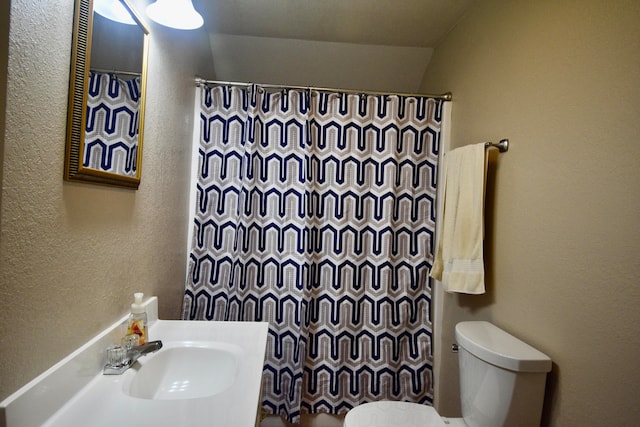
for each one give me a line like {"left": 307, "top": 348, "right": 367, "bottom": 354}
{"left": 183, "top": 85, "right": 443, "bottom": 423}
{"left": 84, "top": 72, "right": 141, "bottom": 176}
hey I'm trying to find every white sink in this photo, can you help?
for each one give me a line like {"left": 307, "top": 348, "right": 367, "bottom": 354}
{"left": 0, "top": 298, "right": 270, "bottom": 427}
{"left": 125, "top": 342, "right": 241, "bottom": 400}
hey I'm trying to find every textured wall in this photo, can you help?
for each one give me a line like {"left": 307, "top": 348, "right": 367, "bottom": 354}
{"left": 0, "top": 0, "right": 8, "bottom": 219}
{"left": 0, "top": 0, "right": 212, "bottom": 400}
{"left": 421, "top": 0, "right": 640, "bottom": 425}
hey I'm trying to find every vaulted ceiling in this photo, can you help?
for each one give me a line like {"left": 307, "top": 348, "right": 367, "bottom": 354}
{"left": 191, "top": 0, "right": 477, "bottom": 92}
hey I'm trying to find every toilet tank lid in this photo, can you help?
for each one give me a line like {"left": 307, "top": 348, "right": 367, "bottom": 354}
{"left": 455, "top": 321, "right": 552, "bottom": 373}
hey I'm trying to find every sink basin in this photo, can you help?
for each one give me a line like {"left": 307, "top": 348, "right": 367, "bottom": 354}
{"left": 124, "top": 342, "right": 240, "bottom": 400}
{"left": 8, "top": 312, "right": 270, "bottom": 427}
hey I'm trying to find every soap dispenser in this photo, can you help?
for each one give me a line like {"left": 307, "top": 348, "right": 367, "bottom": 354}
{"left": 126, "top": 292, "right": 148, "bottom": 345}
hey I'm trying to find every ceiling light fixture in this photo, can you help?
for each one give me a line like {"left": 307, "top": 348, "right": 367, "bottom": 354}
{"left": 94, "top": 0, "right": 136, "bottom": 25}
{"left": 145, "top": 0, "right": 204, "bottom": 30}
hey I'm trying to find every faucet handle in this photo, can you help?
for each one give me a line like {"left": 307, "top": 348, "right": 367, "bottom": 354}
{"left": 121, "top": 334, "right": 140, "bottom": 350}
{"left": 106, "top": 345, "right": 128, "bottom": 367}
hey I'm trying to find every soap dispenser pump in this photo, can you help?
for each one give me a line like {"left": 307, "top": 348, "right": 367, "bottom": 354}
{"left": 127, "top": 292, "right": 148, "bottom": 345}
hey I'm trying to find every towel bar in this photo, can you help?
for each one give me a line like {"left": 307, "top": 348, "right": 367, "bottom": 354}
{"left": 484, "top": 139, "right": 509, "bottom": 153}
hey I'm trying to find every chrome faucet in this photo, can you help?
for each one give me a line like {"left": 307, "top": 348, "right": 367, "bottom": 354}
{"left": 103, "top": 339, "right": 163, "bottom": 375}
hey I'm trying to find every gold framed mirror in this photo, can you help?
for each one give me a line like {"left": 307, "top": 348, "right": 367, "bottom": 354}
{"left": 65, "top": 0, "right": 149, "bottom": 189}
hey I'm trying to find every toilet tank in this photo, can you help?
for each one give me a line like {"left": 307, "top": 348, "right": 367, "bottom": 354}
{"left": 455, "top": 322, "right": 552, "bottom": 427}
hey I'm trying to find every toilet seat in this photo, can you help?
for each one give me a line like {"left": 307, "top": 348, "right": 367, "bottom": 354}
{"left": 343, "top": 401, "right": 447, "bottom": 427}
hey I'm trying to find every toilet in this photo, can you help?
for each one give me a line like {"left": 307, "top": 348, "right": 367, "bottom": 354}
{"left": 344, "top": 321, "right": 552, "bottom": 427}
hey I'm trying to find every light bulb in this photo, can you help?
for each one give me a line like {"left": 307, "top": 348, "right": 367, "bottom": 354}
{"left": 146, "top": 0, "right": 204, "bottom": 30}
{"left": 94, "top": 0, "right": 136, "bottom": 25}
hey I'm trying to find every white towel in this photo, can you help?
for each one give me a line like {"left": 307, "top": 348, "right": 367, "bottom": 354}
{"left": 430, "top": 143, "right": 488, "bottom": 294}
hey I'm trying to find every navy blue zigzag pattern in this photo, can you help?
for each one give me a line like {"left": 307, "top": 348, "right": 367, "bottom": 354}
{"left": 183, "top": 85, "right": 442, "bottom": 423}
{"left": 83, "top": 72, "right": 140, "bottom": 176}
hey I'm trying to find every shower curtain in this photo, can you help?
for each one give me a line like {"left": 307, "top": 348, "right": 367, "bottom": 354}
{"left": 183, "top": 84, "right": 443, "bottom": 422}
{"left": 84, "top": 71, "right": 141, "bottom": 176}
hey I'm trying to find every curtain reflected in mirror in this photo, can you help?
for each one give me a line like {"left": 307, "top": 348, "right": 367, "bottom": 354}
{"left": 84, "top": 71, "right": 141, "bottom": 177}
{"left": 65, "top": 0, "right": 149, "bottom": 189}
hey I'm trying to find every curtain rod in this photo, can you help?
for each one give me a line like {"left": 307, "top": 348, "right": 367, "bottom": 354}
{"left": 91, "top": 68, "right": 141, "bottom": 77}
{"left": 194, "top": 78, "right": 452, "bottom": 101}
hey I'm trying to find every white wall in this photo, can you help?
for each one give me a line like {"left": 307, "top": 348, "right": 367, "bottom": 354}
{"left": 421, "top": 0, "right": 640, "bottom": 425}
{"left": 0, "top": 0, "right": 213, "bottom": 401}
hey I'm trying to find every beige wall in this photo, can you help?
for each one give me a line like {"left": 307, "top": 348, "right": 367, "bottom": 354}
{"left": 0, "top": 0, "right": 8, "bottom": 220}
{"left": 0, "top": 0, "right": 213, "bottom": 400}
{"left": 4, "top": 0, "right": 640, "bottom": 424}
{"left": 421, "top": 0, "right": 640, "bottom": 426}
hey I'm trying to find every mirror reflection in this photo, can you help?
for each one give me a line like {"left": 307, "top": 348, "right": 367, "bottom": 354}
{"left": 86, "top": 11, "right": 144, "bottom": 178}
{"left": 65, "top": 0, "right": 149, "bottom": 189}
